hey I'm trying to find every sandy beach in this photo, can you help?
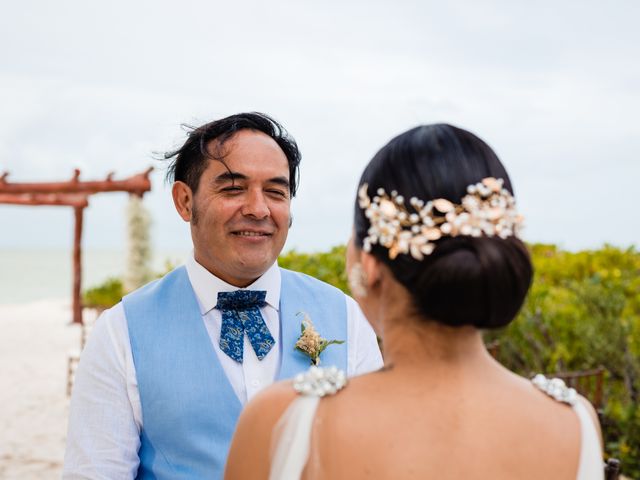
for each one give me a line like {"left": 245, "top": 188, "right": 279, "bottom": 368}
{"left": 0, "top": 299, "right": 88, "bottom": 479}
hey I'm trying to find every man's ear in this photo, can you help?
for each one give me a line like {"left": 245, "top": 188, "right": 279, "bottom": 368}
{"left": 360, "top": 251, "right": 382, "bottom": 290}
{"left": 172, "top": 181, "right": 193, "bottom": 222}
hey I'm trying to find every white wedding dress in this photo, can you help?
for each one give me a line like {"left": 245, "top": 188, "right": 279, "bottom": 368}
{"left": 269, "top": 367, "right": 604, "bottom": 480}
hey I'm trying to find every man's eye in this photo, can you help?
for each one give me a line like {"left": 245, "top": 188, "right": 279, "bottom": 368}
{"left": 221, "top": 186, "right": 243, "bottom": 192}
{"left": 268, "top": 190, "right": 287, "bottom": 197}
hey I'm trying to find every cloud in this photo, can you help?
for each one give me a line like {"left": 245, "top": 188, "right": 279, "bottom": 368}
{"left": 1, "top": 0, "right": 638, "bottom": 252}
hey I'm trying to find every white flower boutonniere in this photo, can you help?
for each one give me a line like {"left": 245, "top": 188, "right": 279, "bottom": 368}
{"left": 294, "top": 313, "right": 344, "bottom": 366}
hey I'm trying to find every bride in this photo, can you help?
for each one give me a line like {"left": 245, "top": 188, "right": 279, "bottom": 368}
{"left": 224, "top": 124, "right": 603, "bottom": 479}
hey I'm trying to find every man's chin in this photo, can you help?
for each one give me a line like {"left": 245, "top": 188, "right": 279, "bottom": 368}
{"left": 236, "top": 254, "right": 277, "bottom": 277}
{"left": 231, "top": 242, "right": 284, "bottom": 277}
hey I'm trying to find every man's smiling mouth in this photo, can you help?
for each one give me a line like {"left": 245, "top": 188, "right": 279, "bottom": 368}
{"left": 232, "top": 231, "right": 272, "bottom": 237}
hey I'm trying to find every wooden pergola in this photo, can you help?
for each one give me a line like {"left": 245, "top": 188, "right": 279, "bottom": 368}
{"left": 0, "top": 168, "right": 153, "bottom": 324}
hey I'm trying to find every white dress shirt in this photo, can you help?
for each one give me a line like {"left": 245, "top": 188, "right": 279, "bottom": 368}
{"left": 63, "top": 256, "right": 383, "bottom": 479}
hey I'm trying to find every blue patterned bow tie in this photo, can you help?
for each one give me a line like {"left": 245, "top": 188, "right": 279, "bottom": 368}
{"left": 215, "top": 290, "right": 275, "bottom": 363}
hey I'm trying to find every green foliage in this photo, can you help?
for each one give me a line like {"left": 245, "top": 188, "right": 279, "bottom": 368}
{"left": 278, "top": 245, "right": 350, "bottom": 294}
{"left": 82, "top": 277, "right": 124, "bottom": 311}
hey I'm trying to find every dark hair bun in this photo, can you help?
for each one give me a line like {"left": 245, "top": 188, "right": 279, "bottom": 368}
{"left": 409, "top": 237, "right": 532, "bottom": 329}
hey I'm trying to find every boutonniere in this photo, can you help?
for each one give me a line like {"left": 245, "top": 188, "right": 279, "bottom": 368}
{"left": 294, "top": 313, "right": 344, "bottom": 366}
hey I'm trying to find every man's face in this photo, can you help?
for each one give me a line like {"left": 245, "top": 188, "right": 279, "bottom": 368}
{"left": 178, "top": 130, "right": 291, "bottom": 287}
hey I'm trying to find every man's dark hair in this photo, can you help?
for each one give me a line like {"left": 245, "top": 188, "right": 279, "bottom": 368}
{"left": 165, "top": 112, "right": 301, "bottom": 196}
{"left": 354, "top": 124, "right": 533, "bottom": 330}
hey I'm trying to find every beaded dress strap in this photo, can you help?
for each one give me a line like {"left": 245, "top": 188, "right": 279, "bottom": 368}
{"left": 531, "top": 374, "right": 578, "bottom": 405}
{"left": 531, "top": 374, "right": 606, "bottom": 478}
{"left": 292, "top": 366, "right": 348, "bottom": 397}
{"left": 269, "top": 367, "right": 348, "bottom": 479}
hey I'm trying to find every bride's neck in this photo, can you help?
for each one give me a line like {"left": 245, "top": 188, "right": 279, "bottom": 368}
{"left": 381, "top": 317, "right": 489, "bottom": 372}
{"left": 374, "top": 278, "right": 491, "bottom": 373}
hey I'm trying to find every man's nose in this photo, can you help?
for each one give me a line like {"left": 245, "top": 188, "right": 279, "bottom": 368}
{"left": 242, "top": 189, "right": 270, "bottom": 219}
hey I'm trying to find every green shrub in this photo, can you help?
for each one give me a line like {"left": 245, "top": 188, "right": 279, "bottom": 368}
{"left": 82, "top": 277, "right": 124, "bottom": 310}
{"left": 279, "top": 245, "right": 349, "bottom": 293}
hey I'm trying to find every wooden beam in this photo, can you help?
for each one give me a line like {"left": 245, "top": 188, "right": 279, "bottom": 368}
{"left": 0, "top": 167, "right": 153, "bottom": 197}
{"left": 0, "top": 193, "right": 89, "bottom": 208}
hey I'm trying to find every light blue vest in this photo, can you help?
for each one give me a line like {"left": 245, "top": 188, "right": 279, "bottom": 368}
{"left": 122, "top": 266, "right": 348, "bottom": 479}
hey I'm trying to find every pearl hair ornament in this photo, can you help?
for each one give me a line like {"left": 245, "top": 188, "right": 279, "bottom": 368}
{"left": 358, "top": 177, "right": 524, "bottom": 260}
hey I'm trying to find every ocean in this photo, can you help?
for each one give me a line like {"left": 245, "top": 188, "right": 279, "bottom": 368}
{"left": 0, "top": 248, "right": 189, "bottom": 304}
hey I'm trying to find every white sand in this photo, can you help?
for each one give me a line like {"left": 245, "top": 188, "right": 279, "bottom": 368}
{"left": 0, "top": 299, "right": 91, "bottom": 479}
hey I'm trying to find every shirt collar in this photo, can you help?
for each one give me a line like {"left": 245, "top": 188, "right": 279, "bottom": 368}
{"left": 185, "top": 253, "right": 281, "bottom": 315}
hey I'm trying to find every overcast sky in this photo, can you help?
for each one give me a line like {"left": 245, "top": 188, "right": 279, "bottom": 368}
{"left": 1, "top": 0, "right": 638, "bottom": 253}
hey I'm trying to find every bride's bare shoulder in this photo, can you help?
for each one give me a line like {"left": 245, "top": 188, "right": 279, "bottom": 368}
{"left": 224, "top": 381, "right": 298, "bottom": 480}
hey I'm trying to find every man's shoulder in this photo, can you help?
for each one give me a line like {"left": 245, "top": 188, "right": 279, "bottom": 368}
{"left": 279, "top": 267, "right": 347, "bottom": 298}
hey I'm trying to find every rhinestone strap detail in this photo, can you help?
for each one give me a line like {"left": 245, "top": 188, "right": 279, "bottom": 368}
{"left": 531, "top": 374, "right": 578, "bottom": 406}
{"left": 293, "top": 366, "right": 347, "bottom": 397}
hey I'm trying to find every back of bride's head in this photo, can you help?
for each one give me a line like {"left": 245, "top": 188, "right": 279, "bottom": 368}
{"left": 354, "top": 124, "right": 533, "bottom": 329}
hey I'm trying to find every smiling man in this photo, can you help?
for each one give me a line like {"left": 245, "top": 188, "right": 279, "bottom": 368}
{"left": 63, "top": 112, "right": 382, "bottom": 480}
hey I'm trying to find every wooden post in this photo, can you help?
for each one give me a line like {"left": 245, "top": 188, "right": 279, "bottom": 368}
{"left": 72, "top": 206, "right": 84, "bottom": 324}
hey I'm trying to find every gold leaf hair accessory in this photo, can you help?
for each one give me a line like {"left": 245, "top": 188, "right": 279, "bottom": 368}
{"left": 358, "top": 177, "right": 524, "bottom": 260}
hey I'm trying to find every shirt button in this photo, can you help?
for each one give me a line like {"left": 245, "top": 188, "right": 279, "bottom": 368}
{"left": 251, "top": 380, "right": 261, "bottom": 387}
